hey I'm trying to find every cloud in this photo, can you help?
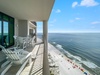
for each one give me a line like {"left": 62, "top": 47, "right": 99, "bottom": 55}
{"left": 69, "top": 17, "right": 81, "bottom": 23}
{"left": 80, "top": 0, "right": 99, "bottom": 7}
{"left": 72, "top": 0, "right": 99, "bottom": 8}
{"left": 72, "top": 2, "right": 78, "bottom": 8}
{"left": 75, "top": 17, "right": 81, "bottom": 20}
{"left": 55, "top": 9, "right": 61, "bottom": 13}
{"left": 49, "top": 19, "right": 57, "bottom": 26}
{"left": 91, "top": 21, "right": 100, "bottom": 24}
{"left": 50, "top": 19, "right": 57, "bottom": 23}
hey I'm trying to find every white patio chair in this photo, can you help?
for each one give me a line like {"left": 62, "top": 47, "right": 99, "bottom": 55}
{"left": 14, "top": 36, "right": 33, "bottom": 49}
{"left": 24, "top": 36, "right": 33, "bottom": 47}
{"left": 0, "top": 45, "right": 32, "bottom": 75}
{"left": 13, "top": 36, "right": 20, "bottom": 49}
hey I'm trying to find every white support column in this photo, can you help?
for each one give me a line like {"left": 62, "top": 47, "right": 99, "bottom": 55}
{"left": 43, "top": 20, "right": 50, "bottom": 75}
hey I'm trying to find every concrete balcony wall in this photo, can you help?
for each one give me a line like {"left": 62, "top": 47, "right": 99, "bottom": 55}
{"left": 18, "top": 20, "right": 28, "bottom": 37}
{"left": 14, "top": 19, "right": 18, "bottom": 36}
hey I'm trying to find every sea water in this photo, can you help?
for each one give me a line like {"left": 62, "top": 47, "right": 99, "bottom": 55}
{"left": 38, "top": 33, "right": 100, "bottom": 68}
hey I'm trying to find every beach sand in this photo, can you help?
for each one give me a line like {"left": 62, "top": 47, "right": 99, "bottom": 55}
{"left": 48, "top": 43, "right": 93, "bottom": 75}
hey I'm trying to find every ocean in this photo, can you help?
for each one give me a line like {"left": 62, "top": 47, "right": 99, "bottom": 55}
{"left": 38, "top": 33, "right": 100, "bottom": 68}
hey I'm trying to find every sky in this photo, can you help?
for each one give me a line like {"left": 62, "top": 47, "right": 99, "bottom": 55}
{"left": 37, "top": 0, "right": 100, "bottom": 33}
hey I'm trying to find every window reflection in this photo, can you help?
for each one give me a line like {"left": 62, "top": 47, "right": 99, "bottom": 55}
{"left": 3, "top": 21, "right": 9, "bottom": 46}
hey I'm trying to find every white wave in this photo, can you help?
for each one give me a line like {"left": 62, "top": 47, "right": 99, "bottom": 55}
{"left": 56, "top": 44, "right": 63, "bottom": 49}
{"left": 64, "top": 50, "right": 82, "bottom": 61}
{"left": 82, "top": 61, "right": 98, "bottom": 68}
{"left": 55, "top": 43, "right": 99, "bottom": 68}
{"left": 64, "top": 50, "right": 98, "bottom": 68}
{"left": 52, "top": 42, "right": 56, "bottom": 44}
{"left": 56, "top": 45, "right": 82, "bottom": 62}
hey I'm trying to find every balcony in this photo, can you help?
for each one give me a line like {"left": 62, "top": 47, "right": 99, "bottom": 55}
{"left": 0, "top": 0, "right": 55, "bottom": 75}
{"left": 0, "top": 38, "right": 47, "bottom": 75}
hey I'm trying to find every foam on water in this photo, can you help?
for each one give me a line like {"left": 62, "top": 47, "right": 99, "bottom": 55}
{"left": 52, "top": 42, "right": 56, "bottom": 44}
{"left": 55, "top": 43, "right": 99, "bottom": 68}
{"left": 82, "top": 61, "right": 98, "bottom": 68}
{"left": 56, "top": 44, "right": 63, "bottom": 49}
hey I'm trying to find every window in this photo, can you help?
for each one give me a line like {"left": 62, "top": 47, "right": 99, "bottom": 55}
{"left": 0, "top": 12, "right": 14, "bottom": 48}
{"left": 3, "top": 21, "right": 9, "bottom": 46}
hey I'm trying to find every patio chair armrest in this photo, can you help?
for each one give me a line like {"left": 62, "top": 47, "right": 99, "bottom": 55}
{"left": 25, "top": 52, "right": 32, "bottom": 59}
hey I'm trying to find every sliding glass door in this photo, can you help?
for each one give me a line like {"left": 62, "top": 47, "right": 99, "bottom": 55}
{"left": 0, "top": 12, "right": 14, "bottom": 48}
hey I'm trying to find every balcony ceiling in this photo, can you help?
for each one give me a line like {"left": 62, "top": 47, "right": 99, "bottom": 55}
{"left": 0, "top": 0, "right": 55, "bottom": 21}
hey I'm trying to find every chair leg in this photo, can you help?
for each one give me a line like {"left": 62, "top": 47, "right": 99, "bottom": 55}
{"left": 1, "top": 62, "right": 12, "bottom": 75}
{"left": 29, "top": 56, "right": 32, "bottom": 66}
{"left": 1, "top": 60, "right": 10, "bottom": 68}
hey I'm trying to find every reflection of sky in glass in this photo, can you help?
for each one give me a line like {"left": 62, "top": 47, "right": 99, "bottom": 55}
{"left": 4, "top": 21, "right": 8, "bottom": 33}
{"left": 0, "top": 21, "right": 1, "bottom": 33}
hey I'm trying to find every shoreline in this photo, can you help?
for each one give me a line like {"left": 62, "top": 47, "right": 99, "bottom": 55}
{"left": 48, "top": 43, "right": 94, "bottom": 75}
{"left": 55, "top": 44, "right": 100, "bottom": 75}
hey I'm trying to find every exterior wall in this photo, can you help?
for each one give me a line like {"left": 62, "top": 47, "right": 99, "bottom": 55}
{"left": 14, "top": 19, "right": 19, "bottom": 36}
{"left": 18, "top": 20, "right": 28, "bottom": 37}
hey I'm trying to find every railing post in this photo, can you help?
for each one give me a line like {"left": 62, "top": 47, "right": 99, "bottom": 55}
{"left": 43, "top": 20, "right": 50, "bottom": 75}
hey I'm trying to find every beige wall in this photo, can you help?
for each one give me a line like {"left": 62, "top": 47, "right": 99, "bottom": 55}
{"left": 14, "top": 19, "right": 18, "bottom": 36}
{"left": 14, "top": 20, "right": 35, "bottom": 37}
{"left": 18, "top": 20, "right": 28, "bottom": 37}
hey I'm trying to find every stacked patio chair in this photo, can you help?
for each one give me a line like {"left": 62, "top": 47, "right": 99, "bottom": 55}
{"left": 14, "top": 36, "right": 33, "bottom": 50}
{"left": 0, "top": 45, "right": 32, "bottom": 75}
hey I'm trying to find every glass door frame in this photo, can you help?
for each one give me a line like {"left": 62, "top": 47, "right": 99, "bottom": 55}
{"left": 0, "top": 12, "right": 14, "bottom": 48}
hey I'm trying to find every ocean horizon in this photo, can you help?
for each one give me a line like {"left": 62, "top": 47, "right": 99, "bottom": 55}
{"left": 38, "top": 33, "right": 100, "bottom": 68}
